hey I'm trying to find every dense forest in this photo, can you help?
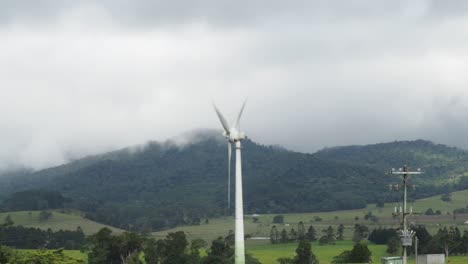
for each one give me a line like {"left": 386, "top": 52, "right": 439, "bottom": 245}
{"left": 0, "top": 223, "right": 84, "bottom": 249}
{"left": 0, "top": 189, "right": 68, "bottom": 211}
{"left": 1, "top": 131, "right": 467, "bottom": 231}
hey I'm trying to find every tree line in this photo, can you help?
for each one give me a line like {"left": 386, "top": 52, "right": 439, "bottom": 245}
{"left": 83, "top": 227, "right": 262, "bottom": 264}
{"left": 368, "top": 225, "right": 468, "bottom": 261}
{"left": 0, "top": 219, "right": 84, "bottom": 250}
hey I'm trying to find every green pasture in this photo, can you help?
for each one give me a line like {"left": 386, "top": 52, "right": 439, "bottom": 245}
{"left": 55, "top": 242, "right": 467, "bottom": 264}
{"left": 16, "top": 244, "right": 468, "bottom": 264}
{"left": 154, "top": 189, "right": 468, "bottom": 242}
{"left": 0, "top": 210, "right": 123, "bottom": 235}
{"left": 247, "top": 240, "right": 468, "bottom": 264}
{"left": 248, "top": 240, "right": 385, "bottom": 264}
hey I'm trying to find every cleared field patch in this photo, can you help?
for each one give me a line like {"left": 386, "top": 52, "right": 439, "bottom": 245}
{"left": 153, "top": 189, "right": 468, "bottom": 244}
{"left": 0, "top": 211, "right": 123, "bottom": 235}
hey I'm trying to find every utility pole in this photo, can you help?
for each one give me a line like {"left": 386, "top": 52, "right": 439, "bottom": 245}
{"left": 388, "top": 165, "right": 422, "bottom": 264}
{"left": 415, "top": 236, "right": 418, "bottom": 264}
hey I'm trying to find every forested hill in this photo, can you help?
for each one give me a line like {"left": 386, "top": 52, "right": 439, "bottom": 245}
{"left": 1, "top": 132, "right": 468, "bottom": 232}
{"left": 314, "top": 139, "right": 468, "bottom": 183}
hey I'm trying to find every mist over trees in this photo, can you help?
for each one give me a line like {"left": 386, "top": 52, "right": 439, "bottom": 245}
{"left": 1, "top": 136, "right": 467, "bottom": 231}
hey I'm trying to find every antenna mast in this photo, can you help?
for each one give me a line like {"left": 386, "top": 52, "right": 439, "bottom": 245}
{"left": 388, "top": 165, "right": 422, "bottom": 264}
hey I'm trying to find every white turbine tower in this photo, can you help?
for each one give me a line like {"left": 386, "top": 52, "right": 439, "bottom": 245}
{"left": 213, "top": 101, "right": 247, "bottom": 264}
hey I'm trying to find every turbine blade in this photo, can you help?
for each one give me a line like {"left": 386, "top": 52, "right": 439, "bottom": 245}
{"left": 228, "top": 142, "right": 231, "bottom": 209}
{"left": 235, "top": 99, "right": 247, "bottom": 130}
{"left": 213, "top": 103, "right": 231, "bottom": 134}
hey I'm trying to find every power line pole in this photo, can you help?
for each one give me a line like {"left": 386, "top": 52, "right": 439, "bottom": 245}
{"left": 415, "top": 236, "right": 418, "bottom": 264}
{"left": 388, "top": 165, "right": 422, "bottom": 264}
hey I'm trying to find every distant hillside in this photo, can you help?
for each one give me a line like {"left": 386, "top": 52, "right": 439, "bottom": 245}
{"left": 314, "top": 139, "right": 468, "bottom": 183}
{"left": 1, "top": 189, "right": 68, "bottom": 211}
{"left": 1, "top": 132, "right": 467, "bottom": 232}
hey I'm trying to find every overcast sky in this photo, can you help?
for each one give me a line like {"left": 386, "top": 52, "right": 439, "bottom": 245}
{"left": 1, "top": 0, "right": 468, "bottom": 171}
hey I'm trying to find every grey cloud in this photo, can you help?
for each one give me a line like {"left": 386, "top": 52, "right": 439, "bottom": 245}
{"left": 1, "top": 1, "right": 468, "bottom": 171}
{"left": 2, "top": 0, "right": 468, "bottom": 27}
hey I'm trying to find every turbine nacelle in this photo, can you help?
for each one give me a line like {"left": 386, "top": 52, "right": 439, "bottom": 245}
{"left": 224, "top": 128, "right": 246, "bottom": 142}
{"left": 213, "top": 100, "right": 247, "bottom": 142}
{"left": 213, "top": 100, "right": 247, "bottom": 210}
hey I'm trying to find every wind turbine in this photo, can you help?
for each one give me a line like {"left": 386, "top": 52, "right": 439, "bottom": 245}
{"left": 213, "top": 101, "right": 247, "bottom": 264}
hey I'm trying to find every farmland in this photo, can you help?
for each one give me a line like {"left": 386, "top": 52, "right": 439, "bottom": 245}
{"left": 3, "top": 190, "right": 468, "bottom": 263}
{"left": 153, "top": 189, "right": 468, "bottom": 242}
{"left": 0, "top": 210, "right": 123, "bottom": 235}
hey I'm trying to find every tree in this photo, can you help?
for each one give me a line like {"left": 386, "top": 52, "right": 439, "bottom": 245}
{"left": 0, "top": 246, "right": 15, "bottom": 264}
{"left": 86, "top": 227, "right": 114, "bottom": 264}
{"left": 270, "top": 225, "right": 279, "bottom": 244}
{"left": 352, "top": 224, "right": 369, "bottom": 243}
{"left": 425, "top": 208, "right": 435, "bottom": 215}
{"left": 336, "top": 224, "right": 344, "bottom": 240}
{"left": 368, "top": 227, "right": 396, "bottom": 244}
{"left": 293, "top": 240, "right": 319, "bottom": 264}
{"left": 297, "top": 221, "right": 306, "bottom": 240}
{"left": 409, "top": 225, "right": 432, "bottom": 254}
{"left": 348, "top": 242, "right": 372, "bottom": 263}
{"left": 433, "top": 227, "right": 461, "bottom": 261}
{"left": 159, "top": 231, "right": 189, "bottom": 264}
{"left": 306, "top": 226, "right": 316, "bottom": 242}
{"left": 203, "top": 236, "right": 232, "bottom": 264}
{"left": 273, "top": 215, "right": 284, "bottom": 224}
{"left": 319, "top": 226, "right": 335, "bottom": 245}
{"left": 441, "top": 192, "right": 452, "bottom": 202}
{"left": 85, "top": 228, "right": 144, "bottom": 264}
{"left": 289, "top": 228, "right": 298, "bottom": 242}
{"left": 280, "top": 229, "right": 288, "bottom": 243}
{"left": 331, "top": 250, "right": 350, "bottom": 264}
{"left": 460, "top": 230, "right": 468, "bottom": 255}
{"left": 189, "top": 239, "right": 206, "bottom": 264}
{"left": 122, "top": 251, "right": 143, "bottom": 264}
{"left": 3, "top": 215, "right": 14, "bottom": 226}
{"left": 326, "top": 226, "right": 336, "bottom": 244}
{"left": 363, "top": 211, "right": 379, "bottom": 223}
{"left": 386, "top": 236, "right": 401, "bottom": 254}
{"left": 224, "top": 230, "right": 234, "bottom": 246}
{"left": 143, "top": 238, "right": 159, "bottom": 264}
{"left": 332, "top": 242, "right": 371, "bottom": 264}
{"left": 38, "top": 211, "right": 53, "bottom": 222}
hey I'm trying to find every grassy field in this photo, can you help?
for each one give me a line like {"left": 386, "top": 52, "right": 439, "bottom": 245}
{"left": 153, "top": 189, "right": 468, "bottom": 242}
{"left": 4, "top": 190, "right": 468, "bottom": 263}
{"left": 247, "top": 240, "right": 388, "bottom": 264}
{"left": 0, "top": 210, "right": 123, "bottom": 235}
{"left": 17, "top": 246, "right": 468, "bottom": 264}
{"left": 150, "top": 189, "right": 468, "bottom": 263}
{"left": 247, "top": 240, "right": 468, "bottom": 264}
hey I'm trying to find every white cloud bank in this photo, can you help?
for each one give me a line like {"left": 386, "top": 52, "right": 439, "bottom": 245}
{"left": 1, "top": 1, "right": 468, "bottom": 171}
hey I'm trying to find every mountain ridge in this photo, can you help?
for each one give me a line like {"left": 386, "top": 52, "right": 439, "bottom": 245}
{"left": 1, "top": 132, "right": 467, "bottom": 231}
